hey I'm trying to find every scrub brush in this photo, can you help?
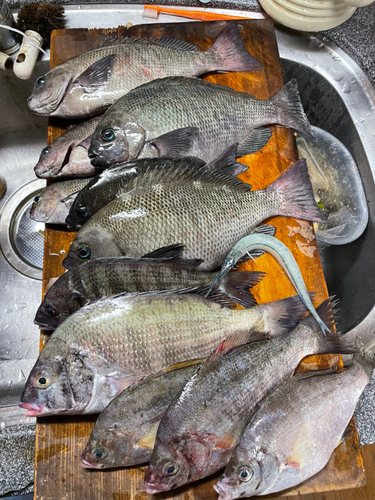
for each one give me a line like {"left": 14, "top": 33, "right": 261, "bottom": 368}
{"left": 143, "top": 5, "right": 255, "bottom": 21}
{"left": 14, "top": 2, "right": 65, "bottom": 80}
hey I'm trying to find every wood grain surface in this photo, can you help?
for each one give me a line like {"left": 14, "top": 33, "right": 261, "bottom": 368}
{"left": 34, "top": 20, "right": 365, "bottom": 500}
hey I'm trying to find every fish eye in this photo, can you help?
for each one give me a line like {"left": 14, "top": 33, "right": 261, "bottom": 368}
{"left": 34, "top": 194, "right": 42, "bottom": 203}
{"left": 77, "top": 207, "right": 89, "bottom": 219}
{"left": 77, "top": 245, "right": 91, "bottom": 260}
{"left": 36, "top": 76, "right": 46, "bottom": 86}
{"left": 92, "top": 448, "right": 108, "bottom": 460}
{"left": 162, "top": 461, "right": 179, "bottom": 476}
{"left": 101, "top": 128, "right": 116, "bottom": 142}
{"left": 238, "top": 466, "right": 254, "bottom": 482}
{"left": 44, "top": 305, "right": 57, "bottom": 317}
{"left": 35, "top": 373, "right": 50, "bottom": 388}
{"left": 42, "top": 146, "right": 51, "bottom": 155}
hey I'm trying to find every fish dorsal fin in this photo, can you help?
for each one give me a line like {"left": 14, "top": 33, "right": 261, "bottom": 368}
{"left": 128, "top": 76, "right": 256, "bottom": 98}
{"left": 122, "top": 154, "right": 250, "bottom": 194}
{"left": 90, "top": 35, "right": 199, "bottom": 51}
{"left": 141, "top": 243, "right": 184, "bottom": 260}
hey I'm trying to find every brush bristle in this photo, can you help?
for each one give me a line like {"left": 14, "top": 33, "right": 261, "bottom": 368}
{"left": 142, "top": 7, "right": 160, "bottom": 19}
{"left": 17, "top": 3, "right": 65, "bottom": 48}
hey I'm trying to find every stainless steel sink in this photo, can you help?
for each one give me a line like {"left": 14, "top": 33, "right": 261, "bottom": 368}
{"left": 0, "top": 6, "right": 374, "bottom": 494}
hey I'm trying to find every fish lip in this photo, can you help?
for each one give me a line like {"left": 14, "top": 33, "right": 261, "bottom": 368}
{"left": 144, "top": 483, "right": 170, "bottom": 494}
{"left": 81, "top": 457, "right": 100, "bottom": 469}
{"left": 213, "top": 481, "right": 234, "bottom": 500}
{"left": 19, "top": 402, "right": 45, "bottom": 417}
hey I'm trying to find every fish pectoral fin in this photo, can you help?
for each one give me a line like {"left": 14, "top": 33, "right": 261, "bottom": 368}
{"left": 105, "top": 373, "right": 140, "bottom": 398}
{"left": 138, "top": 422, "right": 160, "bottom": 449}
{"left": 74, "top": 54, "right": 116, "bottom": 93}
{"left": 237, "top": 127, "right": 272, "bottom": 157}
{"left": 141, "top": 243, "right": 185, "bottom": 260}
{"left": 205, "top": 144, "right": 251, "bottom": 181}
{"left": 149, "top": 127, "right": 199, "bottom": 158}
{"left": 252, "top": 224, "right": 277, "bottom": 237}
{"left": 285, "top": 422, "right": 313, "bottom": 470}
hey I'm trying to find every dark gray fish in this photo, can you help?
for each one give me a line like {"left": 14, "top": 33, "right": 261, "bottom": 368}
{"left": 81, "top": 360, "right": 203, "bottom": 469}
{"left": 28, "top": 24, "right": 262, "bottom": 118}
{"left": 65, "top": 148, "right": 248, "bottom": 229}
{"left": 34, "top": 244, "right": 264, "bottom": 330}
{"left": 88, "top": 77, "right": 312, "bottom": 167}
{"left": 30, "top": 178, "right": 92, "bottom": 224}
{"left": 34, "top": 116, "right": 101, "bottom": 178}
{"left": 144, "top": 300, "right": 354, "bottom": 494}
{"left": 62, "top": 157, "right": 325, "bottom": 271}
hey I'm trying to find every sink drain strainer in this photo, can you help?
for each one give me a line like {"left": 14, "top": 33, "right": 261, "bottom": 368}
{"left": 0, "top": 179, "right": 46, "bottom": 279}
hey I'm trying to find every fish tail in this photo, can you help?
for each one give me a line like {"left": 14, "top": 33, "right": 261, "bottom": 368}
{"left": 258, "top": 295, "right": 309, "bottom": 338}
{"left": 271, "top": 79, "right": 313, "bottom": 137}
{"left": 267, "top": 158, "right": 327, "bottom": 223}
{"left": 219, "top": 270, "right": 265, "bottom": 308}
{"left": 208, "top": 23, "right": 263, "bottom": 73}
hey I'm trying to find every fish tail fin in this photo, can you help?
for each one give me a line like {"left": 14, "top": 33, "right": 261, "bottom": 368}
{"left": 208, "top": 23, "right": 263, "bottom": 73}
{"left": 271, "top": 79, "right": 313, "bottom": 137}
{"left": 219, "top": 270, "right": 265, "bottom": 308}
{"left": 267, "top": 158, "right": 327, "bottom": 223}
{"left": 314, "top": 299, "right": 358, "bottom": 355}
{"left": 258, "top": 294, "right": 310, "bottom": 338}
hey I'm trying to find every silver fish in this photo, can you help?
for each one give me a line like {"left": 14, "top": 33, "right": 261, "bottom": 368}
{"left": 34, "top": 116, "right": 101, "bottom": 178}
{"left": 88, "top": 77, "right": 311, "bottom": 167}
{"left": 19, "top": 290, "right": 307, "bottom": 417}
{"left": 215, "top": 354, "right": 373, "bottom": 499}
{"left": 65, "top": 148, "right": 248, "bottom": 229}
{"left": 207, "top": 232, "right": 330, "bottom": 336}
{"left": 30, "top": 178, "right": 92, "bottom": 224}
{"left": 144, "top": 300, "right": 353, "bottom": 494}
{"left": 34, "top": 243, "right": 264, "bottom": 329}
{"left": 81, "top": 360, "right": 203, "bottom": 469}
{"left": 28, "top": 24, "right": 262, "bottom": 118}
{"left": 62, "top": 158, "right": 325, "bottom": 271}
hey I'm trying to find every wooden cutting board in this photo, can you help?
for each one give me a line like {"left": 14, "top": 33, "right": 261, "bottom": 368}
{"left": 34, "top": 20, "right": 365, "bottom": 500}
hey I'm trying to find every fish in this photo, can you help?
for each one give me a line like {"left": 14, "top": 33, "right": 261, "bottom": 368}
{"left": 61, "top": 157, "right": 325, "bottom": 271}
{"left": 27, "top": 24, "right": 262, "bottom": 118}
{"left": 88, "top": 76, "right": 312, "bottom": 167}
{"left": 19, "top": 289, "right": 307, "bottom": 417}
{"left": 144, "top": 300, "right": 355, "bottom": 494}
{"left": 81, "top": 360, "right": 203, "bottom": 470}
{"left": 34, "top": 243, "right": 265, "bottom": 330}
{"left": 30, "top": 178, "right": 92, "bottom": 224}
{"left": 214, "top": 353, "right": 374, "bottom": 499}
{"left": 206, "top": 232, "right": 330, "bottom": 336}
{"left": 65, "top": 149, "right": 248, "bottom": 229}
{"left": 34, "top": 116, "right": 101, "bottom": 178}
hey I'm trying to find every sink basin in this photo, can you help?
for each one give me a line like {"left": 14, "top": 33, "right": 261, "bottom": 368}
{"left": 0, "top": 5, "right": 374, "bottom": 495}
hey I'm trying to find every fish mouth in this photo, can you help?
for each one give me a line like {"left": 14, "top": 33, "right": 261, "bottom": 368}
{"left": 213, "top": 481, "right": 234, "bottom": 500}
{"left": 19, "top": 402, "right": 45, "bottom": 417}
{"left": 144, "top": 483, "right": 170, "bottom": 495}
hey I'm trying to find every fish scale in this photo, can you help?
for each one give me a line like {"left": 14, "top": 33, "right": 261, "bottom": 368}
{"left": 21, "top": 291, "right": 308, "bottom": 416}
{"left": 89, "top": 76, "right": 311, "bottom": 166}
{"left": 63, "top": 162, "right": 317, "bottom": 270}
{"left": 28, "top": 24, "right": 261, "bottom": 118}
{"left": 144, "top": 304, "right": 348, "bottom": 493}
